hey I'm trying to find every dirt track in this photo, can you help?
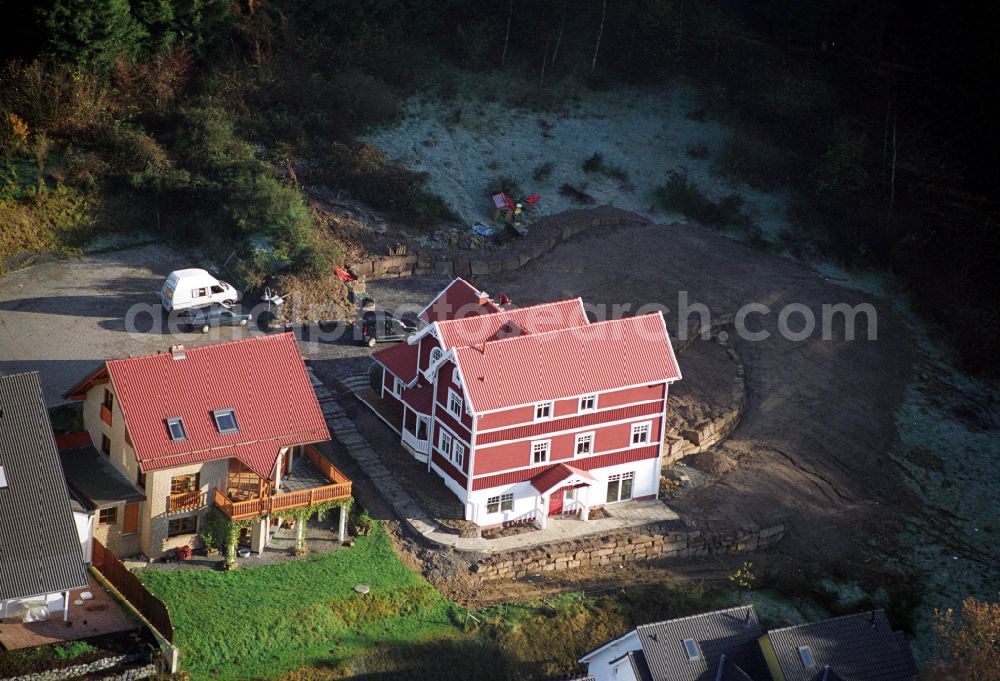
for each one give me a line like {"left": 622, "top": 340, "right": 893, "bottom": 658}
{"left": 470, "top": 207, "right": 916, "bottom": 565}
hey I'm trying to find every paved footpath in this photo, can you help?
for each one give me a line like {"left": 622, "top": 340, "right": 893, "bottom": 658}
{"left": 307, "top": 368, "right": 681, "bottom": 554}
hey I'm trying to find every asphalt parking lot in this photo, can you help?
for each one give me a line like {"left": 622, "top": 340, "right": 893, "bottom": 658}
{"left": 0, "top": 244, "right": 446, "bottom": 405}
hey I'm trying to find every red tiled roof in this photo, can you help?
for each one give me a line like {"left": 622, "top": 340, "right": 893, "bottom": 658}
{"left": 436, "top": 298, "right": 588, "bottom": 349}
{"left": 530, "top": 463, "right": 597, "bottom": 494}
{"left": 401, "top": 383, "right": 434, "bottom": 414}
{"left": 420, "top": 277, "right": 500, "bottom": 323}
{"left": 372, "top": 341, "right": 420, "bottom": 384}
{"left": 100, "top": 333, "right": 328, "bottom": 477}
{"left": 454, "top": 313, "right": 680, "bottom": 413}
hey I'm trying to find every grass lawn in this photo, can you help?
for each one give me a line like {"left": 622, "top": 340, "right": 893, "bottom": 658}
{"left": 138, "top": 524, "right": 465, "bottom": 680}
{"left": 139, "top": 521, "right": 741, "bottom": 680}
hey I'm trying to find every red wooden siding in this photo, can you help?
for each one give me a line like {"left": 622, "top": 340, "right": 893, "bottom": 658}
{"left": 477, "top": 383, "right": 665, "bottom": 430}
{"left": 435, "top": 362, "right": 473, "bottom": 435}
{"left": 471, "top": 444, "right": 659, "bottom": 490}
{"left": 473, "top": 415, "right": 662, "bottom": 475}
{"left": 432, "top": 449, "right": 467, "bottom": 487}
{"left": 475, "top": 401, "right": 662, "bottom": 447}
{"left": 418, "top": 335, "right": 435, "bottom": 372}
{"left": 598, "top": 383, "right": 665, "bottom": 409}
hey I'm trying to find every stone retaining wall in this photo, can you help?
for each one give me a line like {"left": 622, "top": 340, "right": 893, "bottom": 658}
{"left": 664, "top": 317, "right": 747, "bottom": 464}
{"left": 0, "top": 654, "right": 144, "bottom": 681}
{"left": 350, "top": 214, "right": 649, "bottom": 281}
{"left": 470, "top": 522, "right": 785, "bottom": 581}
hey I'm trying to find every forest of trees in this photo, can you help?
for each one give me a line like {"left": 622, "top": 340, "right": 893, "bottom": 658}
{"left": 0, "top": 0, "right": 997, "bottom": 376}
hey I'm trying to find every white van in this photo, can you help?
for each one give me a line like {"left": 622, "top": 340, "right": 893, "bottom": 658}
{"left": 160, "top": 269, "right": 240, "bottom": 311}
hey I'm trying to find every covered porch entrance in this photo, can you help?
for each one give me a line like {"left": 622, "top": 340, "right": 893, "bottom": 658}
{"left": 531, "top": 464, "right": 598, "bottom": 529}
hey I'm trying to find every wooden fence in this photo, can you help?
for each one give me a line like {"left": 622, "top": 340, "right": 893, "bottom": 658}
{"left": 91, "top": 539, "right": 174, "bottom": 643}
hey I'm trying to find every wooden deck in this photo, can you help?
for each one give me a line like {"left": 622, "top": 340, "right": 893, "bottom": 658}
{"left": 214, "top": 445, "right": 352, "bottom": 521}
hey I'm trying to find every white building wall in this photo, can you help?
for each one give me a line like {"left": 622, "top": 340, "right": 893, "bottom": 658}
{"left": 466, "top": 457, "right": 661, "bottom": 526}
{"left": 73, "top": 510, "right": 95, "bottom": 563}
{"left": 580, "top": 631, "right": 641, "bottom": 681}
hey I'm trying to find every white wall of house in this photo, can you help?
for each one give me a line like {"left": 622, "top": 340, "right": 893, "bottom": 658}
{"left": 579, "top": 630, "right": 641, "bottom": 681}
{"left": 465, "top": 457, "right": 660, "bottom": 527}
{"left": 73, "top": 509, "right": 95, "bottom": 563}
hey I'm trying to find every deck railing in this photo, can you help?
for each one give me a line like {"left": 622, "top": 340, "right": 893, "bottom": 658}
{"left": 214, "top": 446, "right": 351, "bottom": 521}
{"left": 167, "top": 490, "right": 206, "bottom": 512}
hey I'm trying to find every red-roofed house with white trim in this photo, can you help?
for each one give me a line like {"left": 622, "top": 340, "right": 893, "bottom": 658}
{"left": 63, "top": 333, "right": 351, "bottom": 558}
{"left": 371, "top": 280, "right": 681, "bottom": 528}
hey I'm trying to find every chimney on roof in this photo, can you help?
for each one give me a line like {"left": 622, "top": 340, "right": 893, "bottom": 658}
{"left": 478, "top": 290, "right": 490, "bottom": 305}
{"left": 170, "top": 344, "right": 186, "bottom": 360}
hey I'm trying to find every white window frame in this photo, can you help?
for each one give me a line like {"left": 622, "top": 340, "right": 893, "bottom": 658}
{"left": 429, "top": 347, "right": 443, "bottom": 367}
{"left": 578, "top": 394, "right": 597, "bottom": 413}
{"left": 607, "top": 471, "right": 635, "bottom": 503}
{"left": 439, "top": 430, "right": 453, "bottom": 456}
{"left": 447, "top": 388, "right": 463, "bottom": 419}
{"left": 486, "top": 492, "right": 514, "bottom": 514}
{"left": 451, "top": 441, "right": 466, "bottom": 468}
{"left": 531, "top": 439, "right": 551, "bottom": 464}
{"left": 630, "top": 421, "right": 652, "bottom": 447}
{"left": 534, "top": 401, "right": 554, "bottom": 421}
{"left": 575, "top": 431, "right": 595, "bottom": 456}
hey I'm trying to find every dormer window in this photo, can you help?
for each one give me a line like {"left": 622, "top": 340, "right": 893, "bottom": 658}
{"left": 213, "top": 408, "right": 239, "bottom": 434}
{"left": 683, "top": 638, "right": 701, "bottom": 662}
{"left": 166, "top": 417, "right": 187, "bottom": 441}
{"left": 534, "top": 401, "right": 553, "bottom": 421}
{"left": 797, "top": 645, "right": 816, "bottom": 669}
{"left": 429, "top": 347, "right": 443, "bottom": 367}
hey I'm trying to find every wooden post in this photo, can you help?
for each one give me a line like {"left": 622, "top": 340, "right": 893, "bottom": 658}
{"left": 338, "top": 505, "right": 347, "bottom": 542}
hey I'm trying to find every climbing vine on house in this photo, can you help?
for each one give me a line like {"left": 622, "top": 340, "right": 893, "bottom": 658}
{"left": 277, "top": 498, "right": 352, "bottom": 555}
{"left": 202, "top": 508, "right": 256, "bottom": 570}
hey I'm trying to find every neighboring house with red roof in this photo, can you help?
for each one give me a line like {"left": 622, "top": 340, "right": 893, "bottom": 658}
{"left": 371, "top": 279, "right": 681, "bottom": 528}
{"left": 63, "top": 333, "right": 351, "bottom": 559}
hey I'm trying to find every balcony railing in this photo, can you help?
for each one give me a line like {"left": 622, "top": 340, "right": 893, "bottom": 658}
{"left": 167, "top": 490, "right": 206, "bottom": 512}
{"left": 213, "top": 446, "right": 352, "bottom": 521}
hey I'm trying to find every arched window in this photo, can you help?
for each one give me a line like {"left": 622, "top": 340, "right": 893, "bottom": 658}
{"left": 429, "top": 347, "right": 443, "bottom": 366}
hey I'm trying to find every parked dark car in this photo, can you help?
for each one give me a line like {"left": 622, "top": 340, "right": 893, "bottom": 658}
{"left": 355, "top": 310, "right": 418, "bottom": 347}
{"left": 180, "top": 304, "right": 252, "bottom": 333}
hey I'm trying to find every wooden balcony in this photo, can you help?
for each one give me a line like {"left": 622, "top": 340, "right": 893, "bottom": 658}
{"left": 214, "top": 445, "right": 352, "bottom": 521}
{"left": 100, "top": 404, "right": 113, "bottom": 426}
{"left": 167, "top": 490, "right": 206, "bottom": 512}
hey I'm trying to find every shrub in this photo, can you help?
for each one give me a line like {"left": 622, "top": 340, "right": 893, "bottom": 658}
{"left": 53, "top": 641, "right": 95, "bottom": 661}
{"left": 0, "top": 61, "right": 110, "bottom": 136}
{"left": 532, "top": 161, "right": 555, "bottom": 183}
{"left": 175, "top": 545, "right": 192, "bottom": 560}
{"left": 558, "top": 183, "right": 594, "bottom": 204}
{"left": 655, "top": 169, "right": 755, "bottom": 232}
{"left": 582, "top": 152, "right": 629, "bottom": 181}
{"left": 349, "top": 507, "right": 372, "bottom": 537}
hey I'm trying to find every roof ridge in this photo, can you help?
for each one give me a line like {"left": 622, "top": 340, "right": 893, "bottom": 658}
{"left": 435, "top": 296, "right": 585, "bottom": 329}
{"left": 107, "top": 332, "right": 295, "bottom": 365}
{"left": 635, "top": 605, "right": 758, "bottom": 632}
{"left": 452, "top": 312, "right": 664, "bottom": 351}
{"left": 766, "top": 609, "right": 888, "bottom": 634}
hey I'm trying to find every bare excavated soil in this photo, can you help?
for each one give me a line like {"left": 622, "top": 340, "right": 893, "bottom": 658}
{"left": 470, "top": 207, "right": 916, "bottom": 567}
{"left": 665, "top": 337, "right": 739, "bottom": 436}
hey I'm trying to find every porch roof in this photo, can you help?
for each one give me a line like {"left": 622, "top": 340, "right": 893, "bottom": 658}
{"left": 59, "top": 444, "right": 146, "bottom": 510}
{"left": 530, "top": 463, "right": 597, "bottom": 495}
{"left": 402, "top": 383, "right": 435, "bottom": 415}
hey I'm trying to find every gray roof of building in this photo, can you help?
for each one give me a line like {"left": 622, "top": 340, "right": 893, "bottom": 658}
{"left": 0, "top": 372, "right": 90, "bottom": 602}
{"left": 59, "top": 445, "right": 146, "bottom": 510}
{"left": 634, "top": 605, "right": 768, "bottom": 681}
{"left": 766, "top": 610, "right": 917, "bottom": 681}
